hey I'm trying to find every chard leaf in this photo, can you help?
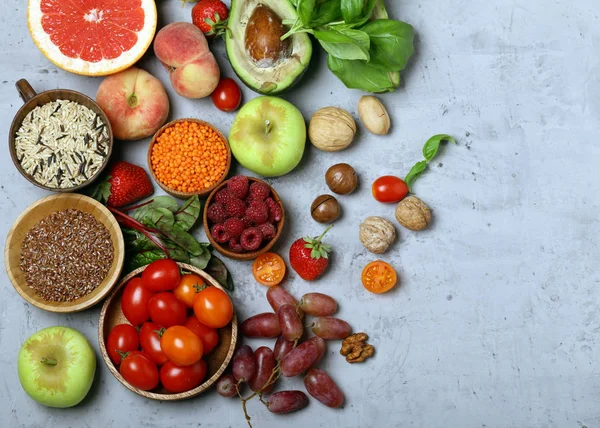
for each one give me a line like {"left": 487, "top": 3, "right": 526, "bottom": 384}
{"left": 205, "top": 256, "right": 234, "bottom": 291}
{"left": 174, "top": 195, "right": 201, "bottom": 232}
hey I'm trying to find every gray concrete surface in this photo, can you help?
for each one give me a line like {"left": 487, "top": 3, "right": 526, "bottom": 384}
{"left": 1, "top": 0, "right": 599, "bottom": 427}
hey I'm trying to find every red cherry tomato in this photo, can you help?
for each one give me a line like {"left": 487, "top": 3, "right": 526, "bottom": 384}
{"left": 160, "top": 360, "right": 207, "bottom": 393}
{"left": 139, "top": 322, "right": 168, "bottom": 365}
{"left": 184, "top": 316, "right": 220, "bottom": 355}
{"left": 372, "top": 176, "right": 409, "bottom": 203}
{"left": 148, "top": 292, "right": 187, "bottom": 328}
{"left": 119, "top": 351, "right": 159, "bottom": 391}
{"left": 193, "top": 286, "right": 234, "bottom": 329}
{"left": 106, "top": 324, "right": 140, "bottom": 365}
{"left": 211, "top": 78, "right": 242, "bottom": 112}
{"left": 141, "top": 259, "right": 181, "bottom": 292}
{"left": 121, "top": 278, "right": 155, "bottom": 326}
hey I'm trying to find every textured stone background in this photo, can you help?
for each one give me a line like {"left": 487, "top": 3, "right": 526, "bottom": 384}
{"left": 1, "top": 0, "right": 599, "bottom": 427}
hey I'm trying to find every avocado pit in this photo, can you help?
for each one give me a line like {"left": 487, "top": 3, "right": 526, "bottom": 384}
{"left": 245, "top": 4, "right": 291, "bottom": 67}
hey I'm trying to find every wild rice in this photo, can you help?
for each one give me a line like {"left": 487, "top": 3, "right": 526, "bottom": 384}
{"left": 15, "top": 100, "right": 109, "bottom": 189}
{"left": 20, "top": 208, "right": 114, "bottom": 302}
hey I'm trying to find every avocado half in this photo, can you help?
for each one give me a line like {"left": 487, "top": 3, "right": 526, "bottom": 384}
{"left": 226, "top": 0, "right": 312, "bottom": 95}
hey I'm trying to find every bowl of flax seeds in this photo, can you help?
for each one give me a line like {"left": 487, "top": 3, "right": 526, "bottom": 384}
{"left": 4, "top": 193, "right": 124, "bottom": 312}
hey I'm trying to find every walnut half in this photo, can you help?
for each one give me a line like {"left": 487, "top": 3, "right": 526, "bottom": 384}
{"left": 340, "top": 333, "right": 375, "bottom": 363}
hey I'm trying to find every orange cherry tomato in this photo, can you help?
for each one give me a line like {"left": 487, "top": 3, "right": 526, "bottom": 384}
{"left": 173, "top": 274, "right": 205, "bottom": 307}
{"left": 193, "top": 286, "right": 233, "bottom": 329}
{"left": 361, "top": 261, "right": 397, "bottom": 294}
{"left": 160, "top": 326, "right": 203, "bottom": 367}
{"left": 252, "top": 253, "right": 286, "bottom": 287}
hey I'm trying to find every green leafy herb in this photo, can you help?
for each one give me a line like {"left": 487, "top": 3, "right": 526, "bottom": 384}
{"left": 362, "top": 19, "right": 414, "bottom": 71}
{"left": 404, "top": 160, "right": 427, "bottom": 191}
{"left": 341, "top": 0, "right": 364, "bottom": 23}
{"left": 314, "top": 28, "right": 370, "bottom": 60}
{"left": 327, "top": 55, "right": 399, "bottom": 92}
{"left": 312, "top": 0, "right": 342, "bottom": 26}
{"left": 205, "top": 256, "right": 234, "bottom": 291}
{"left": 297, "top": 0, "right": 316, "bottom": 26}
{"left": 422, "top": 134, "right": 456, "bottom": 162}
{"left": 173, "top": 195, "right": 201, "bottom": 232}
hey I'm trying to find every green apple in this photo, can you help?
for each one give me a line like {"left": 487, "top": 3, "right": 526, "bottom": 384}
{"left": 18, "top": 326, "right": 96, "bottom": 408}
{"left": 229, "top": 96, "right": 306, "bottom": 177}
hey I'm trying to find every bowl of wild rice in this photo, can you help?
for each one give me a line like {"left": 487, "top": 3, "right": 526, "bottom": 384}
{"left": 4, "top": 193, "right": 125, "bottom": 312}
{"left": 9, "top": 79, "right": 113, "bottom": 192}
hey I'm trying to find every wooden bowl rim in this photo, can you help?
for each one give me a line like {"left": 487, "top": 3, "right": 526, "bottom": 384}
{"left": 4, "top": 193, "right": 125, "bottom": 313}
{"left": 8, "top": 87, "right": 114, "bottom": 193}
{"left": 98, "top": 262, "right": 238, "bottom": 400}
{"left": 147, "top": 118, "right": 232, "bottom": 199}
{"left": 203, "top": 177, "right": 285, "bottom": 261}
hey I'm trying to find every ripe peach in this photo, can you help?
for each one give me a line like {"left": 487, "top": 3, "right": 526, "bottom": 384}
{"left": 153, "top": 22, "right": 220, "bottom": 99}
{"left": 96, "top": 67, "right": 169, "bottom": 141}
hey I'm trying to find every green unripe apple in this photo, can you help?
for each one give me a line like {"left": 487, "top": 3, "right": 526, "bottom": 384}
{"left": 18, "top": 326, "right": 96, "bottom": 408}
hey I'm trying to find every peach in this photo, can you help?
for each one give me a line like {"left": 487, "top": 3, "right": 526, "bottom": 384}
{"left": 96, "top": 67, "right": 169, "bottom": 141}
{"left": 153, "top": 22, "right": 220, "bottom": 99}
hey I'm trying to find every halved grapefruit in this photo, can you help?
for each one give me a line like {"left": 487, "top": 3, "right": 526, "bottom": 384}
{"left": 27, "top": 0, "right": 157, "bottom": 76}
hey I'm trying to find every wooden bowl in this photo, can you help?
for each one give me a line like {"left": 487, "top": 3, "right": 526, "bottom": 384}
{"left": 98, "top": 263, "right": 238, "bottom": 400}
{"left": 203, "top": 177, "right": 285, "bottom": 261}
{"left": 4, "top": 193, "right": 125, "bottom": 312}
{"left": 9, "top": 79, "right": 113, "bottom": 192}
{"left": 147, "top": 118, "right": 231, "bottom": 199}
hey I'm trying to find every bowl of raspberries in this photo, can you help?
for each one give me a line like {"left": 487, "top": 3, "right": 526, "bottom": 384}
{"left": 203, "top": 175, "right": 285, "bottom": 260}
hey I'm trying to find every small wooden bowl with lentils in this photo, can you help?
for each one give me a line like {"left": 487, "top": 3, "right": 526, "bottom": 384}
{"left": 4, "top": 194, "right": 125, "bottom": 312}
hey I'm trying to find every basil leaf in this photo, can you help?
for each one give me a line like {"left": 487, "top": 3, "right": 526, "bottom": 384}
{"left": 314, "top": 28, "right": 370, "bottom": 60}
{"left": 189, "top": 247, "right": 212, "bottom": 271}
{"left": 423, "top": 134, "right": 456, "bottom": 162}
{"left": 404, "top": 160, "right": 427, "bottom": 191}
{"left": 205, "top": 256, "right": 234, "bottom": 291}
{"left": 349, "top": 0, "right": 377, "bottom": 27}
{"left": 297, "top": 0, "right": 316, "bottom": 26}
{"left": 362, "top": 19, "right": 414, "bottom": 71}
{"left": 341, "top": 0, "right": 363, "bottom": 23}
{"left": 290, "top": 0, "right": 300, "bottom": 6}
{"left": 371, "top": 0, "right": 389, "bottom": 19}
{"left": 327, "top": 55, "right": 399, "bottom": 92}
{"left": 174, "top": 195, "right": 201, "bottom": 232}
{"left": 312, "top": 0, "right": 342, "bottom": 26}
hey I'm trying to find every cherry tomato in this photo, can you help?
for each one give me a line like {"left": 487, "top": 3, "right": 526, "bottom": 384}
{"left": 173, "top": 274, "right": 205, "bottom": 307}
{"left": 252, "top": 253, "right": 286, "bottom": 287}
{"left": 121, "top": 277, "right": 155, "bottom": 326}
{"left": 148, "top": 292, "right": 187, "bottom": 328}
{"left": 211, "top": 77, "right": 242, "bottom": 112}
{"left": 184, "top": 316, "right": 219, "bottom": 355}
{"left": 160, "top": 360, "right": 207, "bottom": 393}
{"left": 119, "top": 351, "right": 159, "bottom": 391}
{"left": 142, "top": 259, "right": 181, "bottom": 292}
{"left": 106, "top": 324, "right": 139, "bottom": 365}
{"left": 193, "top": 286, "right": 234, "bottom": 329}
{"left": 139, "top": 322, "right": 168, "bottom": 365}
{"left": 361, "top": 260, "right": 397, "bottom": 294}
{"left": 161, "top": 326, "right": 203, "bottom": 366}
{"left": 372, "top": 176, "right": 409, "bottom": 203}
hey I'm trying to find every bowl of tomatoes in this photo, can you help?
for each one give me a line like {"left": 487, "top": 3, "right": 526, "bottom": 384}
{"left": 98, "top": 259, "right": 237, "bottom": 400}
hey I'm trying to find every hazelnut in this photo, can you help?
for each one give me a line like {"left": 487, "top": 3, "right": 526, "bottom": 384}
{"left": 395, "top": 196, "right": 431, "bottom": 231}
{"left": 308, "top": 107, "right": 356, "bottom": 152}
{"left": 325, "top": 163, "right": 358, "bottom": 195}
{"left": 359, "top": 217, "right": 396, "bottom": 254}
{"left": 358, "top": 96, "right": 390, "bottom": 135}
{"left": 311, "top": 194, "right": 340, "bottom": 223}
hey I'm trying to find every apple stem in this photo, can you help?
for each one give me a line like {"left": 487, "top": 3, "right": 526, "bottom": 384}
{"left": 128, "top": 94, "right": 138, "bottom": 108}
{"left": 265, "top": 120, "right": 272, "bottom": 135}
{"left": 41, "top": 357, "right": 57, "bottom": 366}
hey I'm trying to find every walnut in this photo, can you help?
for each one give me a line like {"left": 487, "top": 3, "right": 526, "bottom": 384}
{"left": 309, "top": 107, "right": 356, "bottom": 152}
{"left": 359, "top": 216, "right": 396, "bottom": 254}
{"left": 395, "top": 196, "right": 431, "bottom": 231}
{"left": 340, "top": 333, "right": 375, "bottom": 363}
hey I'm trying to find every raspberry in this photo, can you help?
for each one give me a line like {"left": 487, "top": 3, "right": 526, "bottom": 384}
{"left": 207, "top": 202, "right": 228, "bottom": 224}
{"left": 245, "top": 200, "right": 269, "bottom": 224}
{"left": 240, "top": 227, "right": 263, "bottom": 251}
{"left": 241, "top": 216, "right": 254, "bottom": 228}
{"left": 248, "top": 182, "right": 271, "bottom": 201}
{"left": 214, "top": 189, "right": 234, "bottom": 205}
{"left": 227, "top": 175, "right": 249, "bottom": 199}
{"left": 211, "top": 224, "right": 231, "bottom": 243}
{"left": 265, "top": 197, "right": 283, "bottom": 222}
{"left": 225, "top": 197, "right": 246, "bottom": 218}
{"left": 258, "top": 223, "right": 276, "bottom": 241}
{"left": 228, "top": 237, "right": 244, "bottom": 253}
{"left": 223, "top": 218, "right": 244, "bottom": 237}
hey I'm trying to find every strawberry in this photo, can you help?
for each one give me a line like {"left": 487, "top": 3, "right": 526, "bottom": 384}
{"left": 191, "top": 0, "right": 229, "bottom": 38}
{"left": 92, "top": 162, "right": 153, "bottom": 208}
{"left": 289, "top": 226, "right": 333, "bottom": 281}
